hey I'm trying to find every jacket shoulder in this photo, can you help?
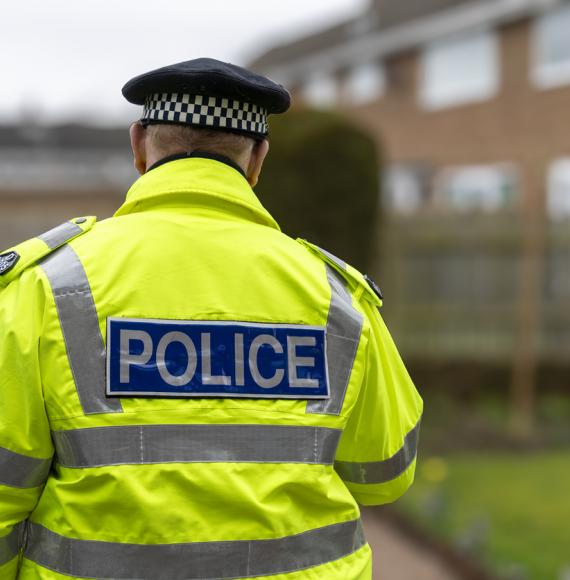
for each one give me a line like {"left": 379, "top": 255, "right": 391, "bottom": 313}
{"left": 296, "top": 238, "right": 383, "bottom": 307}
{"left": 0, "top": 217, "right": 97, "bottom": 290}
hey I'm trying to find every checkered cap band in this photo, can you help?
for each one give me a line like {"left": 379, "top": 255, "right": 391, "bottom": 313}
{"left": 142, "top": 93, "right": 269, "bottom": 136}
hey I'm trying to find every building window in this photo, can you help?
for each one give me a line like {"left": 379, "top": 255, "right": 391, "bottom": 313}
{"left": 532, "top": 4, "right": 570, "bottom": 89}
{"left": 345, "top": 62, "right": 385, "bottom": 105}
{"left": 384, "top": 164, "right": 431, "bottom": 214}
{"left": 420, "top": 31, "right": 499, "bottom": 110}
{"left": 302, "top": 73, "right": 338, "bottom": 108}
{"left": 434, "top": 164, "right": 518, "bottom": 212}
{"left": 547, "top": 159, "right": 570, "bottom": 220}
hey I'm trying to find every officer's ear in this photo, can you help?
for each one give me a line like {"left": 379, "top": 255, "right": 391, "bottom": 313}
{"left": 130, "top": 121, "right": 148, "bottom": 175}
{"left": 247, "top": 139, "right": 269, "bottom": 187}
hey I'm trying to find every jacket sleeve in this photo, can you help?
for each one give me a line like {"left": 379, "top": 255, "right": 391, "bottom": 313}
{"left": 0, "top": 273, "right": 53, "bottom": 577}
{"left": 334, "top": 299, "right": 423, "bottom": 506}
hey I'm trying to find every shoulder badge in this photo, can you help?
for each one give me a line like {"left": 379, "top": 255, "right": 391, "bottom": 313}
{"left": 0, "top": 217, "right": 96, "bottom": 289}
{"left": 0, "top": 251, "right": 20, "bottom": 275}
{"left": 296, "top": 238, "right": 383, "bottom": 307}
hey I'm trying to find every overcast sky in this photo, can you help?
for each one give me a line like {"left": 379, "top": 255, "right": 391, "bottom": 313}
{"left": 0, "top": 0, "right": 366, "bottom": 125}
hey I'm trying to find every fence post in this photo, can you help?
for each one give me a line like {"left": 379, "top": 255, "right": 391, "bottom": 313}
{"left": 509, "top": 174, "right": 546, "bottom": 439}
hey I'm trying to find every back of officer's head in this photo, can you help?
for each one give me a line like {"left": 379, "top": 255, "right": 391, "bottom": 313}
{"left": 146, "top": 124, "right": 256, "bottom": 169}
{"left": 129, "top": 122, "right": 269, "bottom": 186}
{"left": 122, "top": 58, "right": 291, "bottom": 184}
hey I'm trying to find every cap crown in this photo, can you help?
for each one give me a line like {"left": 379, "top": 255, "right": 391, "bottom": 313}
{"left": 122, "top": 58, "right": 290, "bottom": 114}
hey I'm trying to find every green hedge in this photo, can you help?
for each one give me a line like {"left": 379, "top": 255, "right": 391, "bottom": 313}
{"left": 257, "top": 109, "right": 380, "bottom": 271}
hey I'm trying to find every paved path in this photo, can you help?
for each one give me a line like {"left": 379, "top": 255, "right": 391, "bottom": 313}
{"left": 362, "top": 509, "right": 460, "bottom": 580}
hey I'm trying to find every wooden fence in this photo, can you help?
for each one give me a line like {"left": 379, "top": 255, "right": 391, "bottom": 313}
{"left": 375, "top": 213, "right": 570, "bottom": 365}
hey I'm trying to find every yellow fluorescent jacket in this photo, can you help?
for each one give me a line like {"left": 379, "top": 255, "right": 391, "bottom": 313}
{"left": 0, "top": 157, "right": 423, "bottom": 580}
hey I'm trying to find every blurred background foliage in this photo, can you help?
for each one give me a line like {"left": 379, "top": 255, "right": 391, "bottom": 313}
{"left": 401, "top": 450, "right": 569, "bottom": 579}
{"left": 257, "top": 109, "right": 380, "bottom": 271}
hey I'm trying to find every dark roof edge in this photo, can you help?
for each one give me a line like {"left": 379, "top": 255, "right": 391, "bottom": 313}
{"left": 254, "top": 0, "right": 555, "bottom": 84}
{"left": 249, "top": 16, "right": 361, "bottom": 71}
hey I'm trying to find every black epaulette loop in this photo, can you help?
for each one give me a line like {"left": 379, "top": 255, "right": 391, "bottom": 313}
{"left": 364, "top": 275, "right": 384, "bottom": 301}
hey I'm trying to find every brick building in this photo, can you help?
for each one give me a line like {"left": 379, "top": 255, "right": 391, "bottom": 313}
{"left": 250, "top": 0, "right": 570, "bottom": 372}
{"left": 252, "top": 0, "right": 570, "bottom": 219}
{"left": 0, "top": 124, "right": 135, "bottom": 250}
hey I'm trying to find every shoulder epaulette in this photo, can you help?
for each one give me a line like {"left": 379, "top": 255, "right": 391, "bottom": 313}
{"left": 0, "top": 217, "right": 96, "bottom": 289}
{"left": 296, "top": 238, "right": 383, "bottom": 307}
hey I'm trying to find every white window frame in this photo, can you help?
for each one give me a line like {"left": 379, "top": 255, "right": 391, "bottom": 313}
{"left": 383, "top": 164, "right": 431, "bottom": 214}
{"left": 301, "top": 72, "right": 338, "bottom": 109}
{"left": 434, "top": 163, "right": 519, "bottom": 213}
{"left": 531, "top": 3, "right": 570, "bottom": 90}
{"left": 419, "top": 30, "right": 500, "bottom": 111}
{"left": 344, "top": 61, "right": 385, "bottom": 105}
{"left": 547, "top": 158, "right": 570, "bottom": 220}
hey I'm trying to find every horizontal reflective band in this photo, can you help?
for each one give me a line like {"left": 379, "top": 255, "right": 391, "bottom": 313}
{"left": 26, "top": 519, "right": 365, "bottom": 579}
{"left": 53, "top": 424, "right": 342, "bottom": 468}
{"left": 0, "top": 524, "right": 22, "bottom": 566}
{"left": 0, "top": 446, "right": 52, "bottom": 488}
{"left": 37, "top": 221, "right": 82, "bottom": 250}
{"left": 334, "top": 419, "right": 421, "bottom": 484}
{"left": 40, "top": 245, "right": 123, "bottom": 415}
{"left": 307, "top": 266, "right": 363, "bottom": 416}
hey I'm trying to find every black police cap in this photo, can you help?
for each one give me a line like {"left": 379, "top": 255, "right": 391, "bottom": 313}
{"left": 122, "top": 58, "right": 290, "bottom": 138}
{"left": 123, "top": 58, "right": 290, "bottom": 113}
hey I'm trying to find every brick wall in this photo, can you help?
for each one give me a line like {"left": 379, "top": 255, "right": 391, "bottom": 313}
{"left": 344, "top": 18, "right": 570, "bottom": 213}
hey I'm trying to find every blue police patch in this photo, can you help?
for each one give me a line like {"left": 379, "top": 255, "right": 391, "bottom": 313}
{"left": 106, "top": 318, "right": 329, "bottom": 399}
{"left": 0, "top": 252, "right": 20, "bottom": 275}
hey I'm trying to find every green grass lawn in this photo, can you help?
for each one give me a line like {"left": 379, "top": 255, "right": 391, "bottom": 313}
{"left": 397, "top": 451, "right": 570, "bottom": 580}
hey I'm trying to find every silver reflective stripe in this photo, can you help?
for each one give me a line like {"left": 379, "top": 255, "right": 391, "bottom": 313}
{"left": 0, "top": 446, "right": 52, "bottom": 489}
{"left": 0, "top": 524, "right": 22, "bottom": 566}
{"left": 38, "top": 221, "right": 82, "bottom": 250}
{"left": 335, "top": 419, "right": 421, "bottom": 484}
{"left": 307, "top": 266, "right": 363, "bottom": 415}
{"left": 53, "top": 424, "right": 341, "bottom": 468}
{"left": 25, "top": 519, "right": 365, "bottom": 579}
{"left": 314, "top": 244, "right": 347, "bottom": 271}
{"left": 39, "top": 245, "right": 122, "bottom": 415}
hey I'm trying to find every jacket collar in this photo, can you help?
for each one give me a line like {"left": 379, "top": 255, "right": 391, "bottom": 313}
{"left": 115, "top": 156, "right": 280, "bottom": 231}
{"left": 146, "top": 151, "right": 247, "bottom": 178}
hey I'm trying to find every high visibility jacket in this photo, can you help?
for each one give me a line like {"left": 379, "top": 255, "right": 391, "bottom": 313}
{"left": 0, "top": 156, "right": 423, "bottom": 580}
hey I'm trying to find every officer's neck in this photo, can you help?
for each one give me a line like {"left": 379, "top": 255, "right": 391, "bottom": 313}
{"left": 146, "top": 151, "right": 247, "bottom": 178}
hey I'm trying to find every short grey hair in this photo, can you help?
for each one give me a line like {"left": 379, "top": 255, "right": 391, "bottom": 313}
{"left": 145, "top": 124, "right": 256, "bottom": 165}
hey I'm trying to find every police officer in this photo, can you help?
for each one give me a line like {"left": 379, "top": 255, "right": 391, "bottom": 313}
{"left": 0, "top": 58, "right": 422, "bottom": 579}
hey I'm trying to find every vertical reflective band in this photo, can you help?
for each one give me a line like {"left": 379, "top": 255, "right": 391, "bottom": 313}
{"left": 0, "top": 446, "right": 52, "bottom": 488}
{"left": 40, "top": 245, "right": 123, "bottom": 414}
{"left": 38, "top": 221, "right": 82, "bottom": 250}
{"left": 335, "top": 419, "right": 422, "bottom": 484}
{"left": 307, "top": 266, "right": 363, "bottom": 415}
{"left": 25, "top": 519, "right": 366, "bottom": 579}
{"left": 52, "top": 424, "right": 342, "bottom": 468}
{"left": 0, "top": 524, "right": 22, "bottom": 566}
